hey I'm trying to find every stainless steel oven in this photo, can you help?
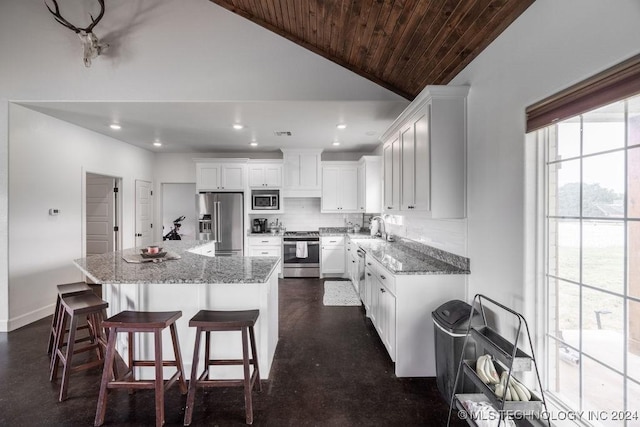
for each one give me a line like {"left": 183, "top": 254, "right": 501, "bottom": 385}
{"left": 282, "top": 231, "right": 320, "bottom": 278}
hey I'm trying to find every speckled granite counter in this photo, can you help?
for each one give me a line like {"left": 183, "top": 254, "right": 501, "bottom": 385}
{"left": 353, "top": 238, "right": 469, "bottom": 275}
{"left": 74, "top": 240, "right": 279, "bottom": 284}
{"left": 74, "top": 240, "right": 280, "bottom": 379}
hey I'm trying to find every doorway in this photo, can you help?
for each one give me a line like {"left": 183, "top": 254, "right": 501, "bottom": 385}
{"left": 86, "top": 173, "right": 122, "bottom": 256}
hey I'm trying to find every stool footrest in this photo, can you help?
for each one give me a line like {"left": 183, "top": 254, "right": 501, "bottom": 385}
{"left": 193, "top": 370, "right": 260, "bottom": 389}
{"left": 207, "top": 358, "right": 257, "bottom": 366}
{"left": 132, "top": 360, "right": 181, "bottom": 368}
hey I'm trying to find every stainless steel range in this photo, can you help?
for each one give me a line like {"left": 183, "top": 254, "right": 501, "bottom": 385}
{"left": 282, "top": 231, "right": 320, "bottom": 278}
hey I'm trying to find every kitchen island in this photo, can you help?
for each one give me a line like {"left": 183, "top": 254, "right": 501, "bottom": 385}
{"left": 74, "top": 241, "right": 280, "bottom": 380}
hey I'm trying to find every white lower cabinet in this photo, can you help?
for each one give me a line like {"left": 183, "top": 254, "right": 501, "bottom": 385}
{"left": 320, "top": 236, "right": 345, "bottom": 275}
{"left": 248, "top": 236, "right": 282, "bottom": 277}
{"left": 364, "top": 253, "right": 465, "bottom": 377}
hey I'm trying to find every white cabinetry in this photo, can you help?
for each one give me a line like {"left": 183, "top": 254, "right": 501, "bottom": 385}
{"left": 321, "top": 162, "right": 358, "bottom": 212}
{"left": 381, "top": 85, "right": 468, "bottom": 218}
{"left": 320, "top": 236, "right": 345, "bottom": 275}
{"left": 383, "top": 136, "right": 401, "bottom": 211}
{"left": 363, "top": 252, "right": 465, "bottom": 377}
{"left": 195, "top": 160, "right": 247, "bottom": 192}
{"left": 248, "top": 236, "right": 282, "bottom": 277}
{"left": 248, "top": 161, "right": 283, "bottom": 188}
{"left": 281, "top": 149, "right": 322, "bottom": 197}
{"left": 357, "top": 156, "right": 382, "bottom": 213}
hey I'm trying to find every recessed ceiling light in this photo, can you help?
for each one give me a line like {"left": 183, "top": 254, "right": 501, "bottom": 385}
{"left": 109, "top": 123, "right": 121, "bottom": 130}
{"left": 250, "top": 142, "right": 258, "bottom": 147}
{"left": 233, "top": 124, "right": 244, "bottom": 130}
{"left": 332, "top": 141, "right": 340, "bottom": 146}
{"left": 336, "top": 124, "right": 347, "bottom": 130}
{"left": 153, "top": 141, "right": 162, "bottom": 147}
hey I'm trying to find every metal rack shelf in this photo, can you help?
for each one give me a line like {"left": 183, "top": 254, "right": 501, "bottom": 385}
{"left": 447, "top": 294, "right": 551, "bottom": 427}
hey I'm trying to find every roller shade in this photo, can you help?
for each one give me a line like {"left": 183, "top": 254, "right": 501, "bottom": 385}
{"left": 526, "top": 53, "right": 640, "bottom": 133}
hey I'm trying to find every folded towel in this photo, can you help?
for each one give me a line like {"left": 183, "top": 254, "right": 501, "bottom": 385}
{"left": 296, "top": 241, "right": 308, "bottom": 258}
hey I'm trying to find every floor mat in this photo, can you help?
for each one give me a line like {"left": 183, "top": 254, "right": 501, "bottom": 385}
{"left": 323, "top": 281, "right": 361, "bottom": 306}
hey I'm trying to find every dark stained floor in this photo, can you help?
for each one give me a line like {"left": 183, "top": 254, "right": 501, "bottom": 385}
{"left": 0, "top": 278, "right": 462, "bottom": 426}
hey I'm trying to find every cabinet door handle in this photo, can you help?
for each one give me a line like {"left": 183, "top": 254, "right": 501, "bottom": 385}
{"left": 367, "top": 262, "right": 371, "bottom": 266}
{"left": 261, "top": 252, "right": 269, "bottom": 255}
{"left": 380, "top": 275, "right": 386, "bottom": 280}
{"left": 387, "top": 206, "right": 393, "bottom": 210}
{"left": 352, "top": 260, "right": 355, "bottom": 263}
{"left": 367, "top": 273, "right": 371, "bottom": 276}
{"left": 380, "top": 288, "right": 385, "bottom": 293}
{"left": 261, "top": 240, "right": 269, "bottom": 243}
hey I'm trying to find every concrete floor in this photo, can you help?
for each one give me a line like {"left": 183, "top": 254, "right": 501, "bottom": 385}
{"left": 0, "top": 278, "right": 461, "bottom": 426}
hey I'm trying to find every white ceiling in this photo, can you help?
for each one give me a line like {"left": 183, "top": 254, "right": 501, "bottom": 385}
{"left": 19, "top": 100, "right": 409, "bottom": 154}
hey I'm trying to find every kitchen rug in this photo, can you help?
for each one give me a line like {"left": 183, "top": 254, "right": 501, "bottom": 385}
{"left": 323, "top": 281, "right": 361, "bottom": 306}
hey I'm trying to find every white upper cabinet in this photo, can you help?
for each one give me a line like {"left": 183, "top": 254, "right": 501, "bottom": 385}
{"left": 321, "top": 162, "right": 358, "bottom": 212}
{"left": 383, "top": 136, "right": 401, "bottom": 212}
{"left": 195, "top": 159, "right": 247, "bottom": 192}
{"left": 248, "top": 161, "right": 283, "bottom": 188}
{"left": 281, "top": 149, "right": 322, "bottom": 197}
{"left": 381, "top": 85, "right": 468, "bottom": 218}
{"left": 357, "top": 156, "right": 382, "bottom": 213}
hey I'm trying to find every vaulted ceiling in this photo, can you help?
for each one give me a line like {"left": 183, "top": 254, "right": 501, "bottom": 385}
{"left": 210, "top": 0, "right": 535, "bottom": 100}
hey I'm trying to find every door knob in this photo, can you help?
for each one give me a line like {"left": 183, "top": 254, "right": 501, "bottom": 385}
{"left": 136, "top": 233, "right": 142, "bottom": 237}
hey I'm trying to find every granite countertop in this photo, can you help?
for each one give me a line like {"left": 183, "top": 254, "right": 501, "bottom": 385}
{"left": 319, "top": 227, "right": 373, "bottom": 237}
{"left": 74, "top": 241, "right": 280, "bottom": 285}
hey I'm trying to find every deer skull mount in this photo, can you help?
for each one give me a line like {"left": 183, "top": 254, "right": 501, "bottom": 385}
{"left": 45, "top": 0, "right": 108, "bottom": 67}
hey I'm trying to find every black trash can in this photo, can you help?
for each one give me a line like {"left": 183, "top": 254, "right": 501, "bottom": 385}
{"left": 432, "top": 300, "right": 478, "bottom": 404}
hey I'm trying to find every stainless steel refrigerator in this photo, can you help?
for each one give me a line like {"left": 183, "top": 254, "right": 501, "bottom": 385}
{"left": 196, "top": 192, "right": 244, "bottom": 256}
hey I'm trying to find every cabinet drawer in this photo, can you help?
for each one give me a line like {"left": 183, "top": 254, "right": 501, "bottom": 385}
{"left": 321, "top": 236, "right": 345, "bottom": 246}
{"left": 249, "top": 247, "right": 280, "bottom": 257}
{"left": 366, "top": 257, "right": 396, "bottom": 295}
{"left": 248, "top": 236, "right": 282, "bottom": 246}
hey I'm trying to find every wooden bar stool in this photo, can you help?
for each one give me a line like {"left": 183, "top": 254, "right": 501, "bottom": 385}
{"left": 47, "top": 282, "right": 94, "bottom": 356}
{"left": 184, "top": 309, "right": 261, "bottom": 426}
{"left": 49, "top": 292, "right": 109, "bottom": 402}
{"left": 94, "top": 311, "right": 188, "bottom": 427}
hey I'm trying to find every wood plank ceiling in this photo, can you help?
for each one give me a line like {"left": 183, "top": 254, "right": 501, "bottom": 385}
{"left": 209, "top": 0, "right": 535, "bottom": 100}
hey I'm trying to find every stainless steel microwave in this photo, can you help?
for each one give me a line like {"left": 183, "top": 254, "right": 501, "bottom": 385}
{"left": 252, "top": 190, "right": 279, "bottom": 210}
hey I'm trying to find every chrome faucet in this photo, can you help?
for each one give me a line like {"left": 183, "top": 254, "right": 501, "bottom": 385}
{"left": 371, "top": 215, "right": 391, "bottom": 241}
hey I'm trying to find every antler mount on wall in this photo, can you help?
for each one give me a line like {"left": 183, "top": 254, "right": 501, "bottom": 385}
{"left": 45, "top": 0, "right": 108, "bottom": 67}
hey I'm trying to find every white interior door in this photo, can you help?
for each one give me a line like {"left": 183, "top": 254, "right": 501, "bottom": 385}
{"left": 135, "top": 180, "right": 153, "bottom": 247}
{"left": 86, "top": 174, "right": 115, "bottom": 255}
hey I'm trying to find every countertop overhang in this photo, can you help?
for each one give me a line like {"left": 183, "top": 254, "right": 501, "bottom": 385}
{"left": 74, "top": 241, "right": 280, "bottom": 285}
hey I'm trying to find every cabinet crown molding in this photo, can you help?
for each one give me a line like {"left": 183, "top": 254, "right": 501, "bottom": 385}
{"left": 193, "top": 158, "right": 249, "bottom": 164}
{"left": 380, "top": 85, "right": 469, "bottom": 142}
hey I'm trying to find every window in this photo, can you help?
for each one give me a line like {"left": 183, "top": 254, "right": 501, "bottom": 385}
{"left": 541, "top": 94, "right": 640, "bottom": 422}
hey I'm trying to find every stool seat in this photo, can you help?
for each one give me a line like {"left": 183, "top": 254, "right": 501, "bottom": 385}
{"left": 189, "top": 309, "right": 259, "bottom": 329}
{"left": 184, "top": 309, "right": 261, "bottom": 425}
{"left": 47, "top": 282, "right": 94, "bottom": 356}
{"left": 50, "top": 292, "right": 109, "bottom": 402}
{"left": 102, "top": 310, "right": 182, "bottom": 329}
{"left": 95, "top": 310, "right": 187, "bottom": 427}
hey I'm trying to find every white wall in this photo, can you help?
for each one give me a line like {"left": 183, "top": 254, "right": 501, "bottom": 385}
{"left": 8, "top": 105, "right": 154, "bottom": 330}
{"left": 0, "top": 0, "right": 404, "bottom": 330}
{"left": 448, "top": 0, "right": 640, "bottom": 318}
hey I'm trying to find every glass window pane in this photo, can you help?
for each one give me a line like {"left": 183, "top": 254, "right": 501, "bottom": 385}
{"left": 548, "top": 219, "right": 580, "bottom": 282}
{"left": 583, "top": 100, "right": 626, "bottom": 155}
{"left": 630, "top": 222, "right": 640, "bottom": 300}
{"left": 627, "top": 380, "right": 640, "bottom": 423}
{"left": 582, "top": 288, "right": 624, "bottom": 372}
{"left": 582, "top": 220, "right": 624, "bottom": 293}
{"left": 550, "top": 119, "right": 581, "bottom": 161}
{"left": 548, "top": 278, "right": 580, "bottom": 339}
{"left": 583, "top": 152, "right": 625, "bottom": 218}
{"left": 550, "top": 159, "right": 581, "bottom": 217}
{"left": 629, "top": 148, "right": 640, "bottom": 218}
{"left": 628, "top": 300, "right": 640, "bottom": 383}
{"left": 582, "top": 359, "right": 624, "bottom": 424}
{"left": 629, "top": 94, "right": 640, "bottom": 147}
{"left": 547, "top": 337, "right": 580, "bottom": 410}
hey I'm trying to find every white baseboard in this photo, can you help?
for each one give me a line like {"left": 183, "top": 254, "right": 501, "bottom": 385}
{"left": 1, "top": 303, "right": 54, "bottom": 332}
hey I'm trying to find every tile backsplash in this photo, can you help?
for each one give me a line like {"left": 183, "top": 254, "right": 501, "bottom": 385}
{"left": 249, "top": 198, "right": 374, "bottom": 231}
{"left": 382, "top": 212, "right": 467, "bottom": 256}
